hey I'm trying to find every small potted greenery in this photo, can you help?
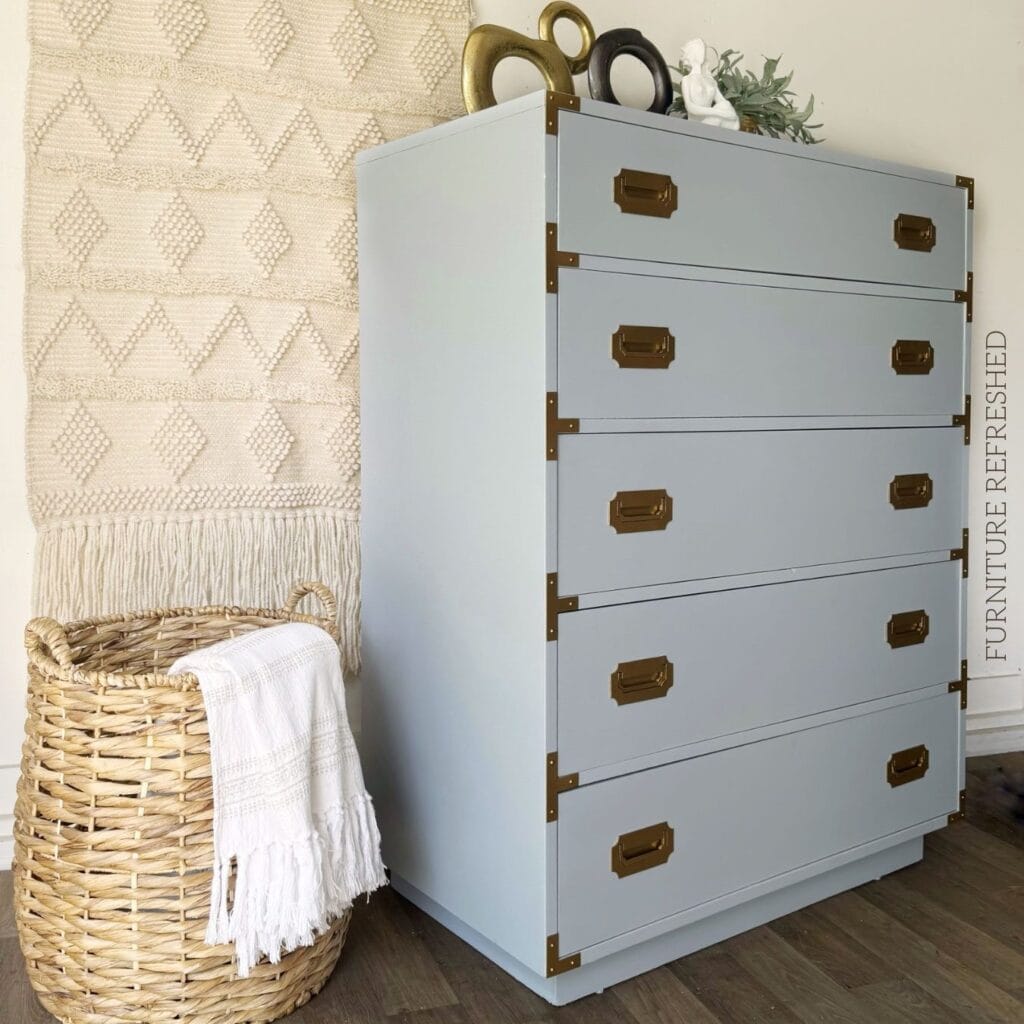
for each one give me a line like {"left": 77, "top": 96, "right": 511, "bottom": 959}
{"left": 670, "top": 50, "right": 822, "bottom": 143}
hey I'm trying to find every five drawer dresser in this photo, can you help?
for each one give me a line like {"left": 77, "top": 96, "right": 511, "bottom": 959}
{"left": 356, "top": 90, "right": 972, "bottom": 1005}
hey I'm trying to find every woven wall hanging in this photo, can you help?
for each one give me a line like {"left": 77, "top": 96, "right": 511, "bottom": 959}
{"left": 24, "top": 0, "right": 469, "bottom": 669}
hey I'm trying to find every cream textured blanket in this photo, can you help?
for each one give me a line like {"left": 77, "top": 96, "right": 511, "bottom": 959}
{"left": 170, "top": 622, "right": 386, "bottom": 976}
{"left": 24, "top": 0, "right": 469, "bottom": 669}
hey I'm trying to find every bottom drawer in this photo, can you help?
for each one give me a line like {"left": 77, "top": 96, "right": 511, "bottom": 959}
{"left": 557, "top": 692, "right": 961, "bottom": 953}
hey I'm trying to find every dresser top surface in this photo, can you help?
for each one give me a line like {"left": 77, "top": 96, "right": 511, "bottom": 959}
{"left": 357, "top": 91, "right": 960, "bottom": 190}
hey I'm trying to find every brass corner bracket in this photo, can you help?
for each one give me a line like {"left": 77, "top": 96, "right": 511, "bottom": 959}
{"left": 948, "top": 789, "right": 966, "bottom": 824}
{"left": 952, "top": 394, "right": 971, "bottom": 445}
{"left": 948, "top": 659, "right": 969, "bottom": 710}
{"left": 955, "top": 174, "right": 975, "bottom": 209}
{"left": 546, "top": 751, "right": 578, "bottom": 822}
{"left": 546, "top": 572, "right": 578, "bottom": 642}
{"left": 546, "top": 222, "right": 579, "bottom": 293}
{"left": 546, "top": 392, "right": 579, "bottom": 461}
{"left": 545, "top": 90, "right": 580, "bottom": 135}
{"left": 950, "top": 528, "right": 969, "bottom": 579}
{"left": 955, "top": 271, "right": 973, "bottom": 323}
{"left": 547, "top": 933, "right": 581, "bottom": 976}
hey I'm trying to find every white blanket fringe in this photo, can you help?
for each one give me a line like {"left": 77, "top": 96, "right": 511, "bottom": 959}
{"left": 171, "top": 622, "right": 386, "bottom": 976}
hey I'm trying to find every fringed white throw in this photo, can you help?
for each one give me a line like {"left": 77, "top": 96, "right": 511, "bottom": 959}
{"left": 170, "top": 622, "right": 386, "bottom": 976}
{"left": 24, "top": 0, "right": 469, "bottom": 671}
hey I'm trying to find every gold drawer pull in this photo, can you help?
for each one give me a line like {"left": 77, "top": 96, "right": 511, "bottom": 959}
{"left": 889, "top": 473, "right": 933, "bottom": 510}
{"left": 893, "top": 213, "right": 936, "bottom": 252}
{"left": 887, "top": 609, "right": 930, "bottom": 648}
{"left": 609, "top": 488, "right": 673, "bottom": 533}
{"left": 892, "top": 339, "right": 934, "bottom": 375}
{"left": 887, "top": 744, "right": 930, "bottom": 787}
{"left": 611, "top": 821, "right": 674, "bottom": 877}
{"left": 614, "top": 168, "right": 678, "bottom": 218}
{"left": 612, "top": 325, "right": 676, "bottom": 369}
{"left": 611, "top": 655, "right": 674, "bottom": 705}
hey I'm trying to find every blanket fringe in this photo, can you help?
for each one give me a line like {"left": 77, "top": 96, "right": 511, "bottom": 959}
{"left": 33, "top": 509, "right": 361, "bottom": 673}
{"left": 208, "top": 793, "right": 387, "bottom": 976}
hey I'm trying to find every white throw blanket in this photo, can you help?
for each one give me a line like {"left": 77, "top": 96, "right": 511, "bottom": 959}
{"left": 170, "top": 622, "right": 386, "bottom": 976}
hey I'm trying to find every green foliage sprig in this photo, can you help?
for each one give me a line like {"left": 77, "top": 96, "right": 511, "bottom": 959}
{"left": 670, "top": 50, "right": 823, "bottom": 144}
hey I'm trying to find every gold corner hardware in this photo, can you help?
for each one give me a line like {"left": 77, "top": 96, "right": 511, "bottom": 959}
{"left": 545, "top": 90, "right": 581, "bottom": 134}
{"left": 952, "top": 394, "right": 971, "bottom": 445}
{"left": 950, "top": 528, "right": 969, "bottom": 578}
{"left": 948, "top": 659, "right": 968, "bottom": 710}
{"left": 546, "top": 752, "right": 579, "bottom": 823}
{"left": 546, "top": 222, "right": 579, "bottom": 293}
{"left": 948, "top": 788, "right": 966, "bottom": 824}
{"left": 893, "top": 213, "right": 936, "bottom": 252}
{"left": 886, "top": 609, "right": 930, "bottom": 649}
{"left": 955, "top": 174, "right": 975, "bottom": 210}
{"left": 889, "top": 473, "right": 933, "bottom": 510}
{"left": 887, "top": 744, "right": 930, "bottom": 787}
{"left": 955, "top": 271, "right": 973, "bottom": 323}
{"left": 546, "top": 572, "right": 578, "bottom": 642}
{"left": 547, "top": 933, "right": 581, "bottom": 976}
{"left": 546, "top": 392, "right": 579, "bottom": 461}
{"left": 611, "top": 821, "right": 675, "bottom": 878}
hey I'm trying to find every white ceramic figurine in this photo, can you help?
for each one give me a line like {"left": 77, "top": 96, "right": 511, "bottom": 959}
{"left": 679, "top": 37, "right": 740, "bottom": 130}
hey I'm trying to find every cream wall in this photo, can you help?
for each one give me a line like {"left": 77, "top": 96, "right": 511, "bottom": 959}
{"left": 0, "top": 1, "right": 1021, "bottom": 856}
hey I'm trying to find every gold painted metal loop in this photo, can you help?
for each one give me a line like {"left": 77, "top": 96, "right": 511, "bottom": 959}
{"left": 889, "top": 473, "right": 933, "bottom": 510}
{"left": 609, "top": 488, "right": 673, "bottom": 534}
{"left": 887, "top": 609, "right": 930, "bottom": 649}
{"left": 537, "top": 1, "right": 596, "bottom": 75}
{"left": 612, "top": 325, "right": 675, "bottom": 369}
{"left": 887, "top": 744, "right": 930, "bottom": 788}
{"left": 891, "top": 339, "right": 934, "bottom": 375}
{"left": 893, "top": 213, "right": 936, "bottom": 252}
{"left": 462, "top": 24, "right": 574, "bottom": 113}
{"left": 614, "top": 168, "right": 678, "bottom": 218}
{"left": 611, "top": 822, "right": 674, "bottom": 878}
{"left": 611, "top": 655, "right": 674, "bottom": 705}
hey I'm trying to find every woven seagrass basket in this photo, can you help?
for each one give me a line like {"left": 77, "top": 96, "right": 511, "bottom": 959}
{"left": 14, "top": 582, "right": 351, "bottom": 1024}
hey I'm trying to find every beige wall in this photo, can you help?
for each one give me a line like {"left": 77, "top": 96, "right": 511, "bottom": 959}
{"left": 1, "top": 1, "right": 1021, "bottom": 851}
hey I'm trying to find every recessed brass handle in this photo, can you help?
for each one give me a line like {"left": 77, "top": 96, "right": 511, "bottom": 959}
{"left": 887, "top": 609, "right": 930, "bottom": 649}
{"left": 614, "top": 168, "right": 678, "bottom": 218}
{"left": 892, "top": 339, "right": 934, "bottom": 375}
{"left": 611, "top": 655, "right": 674, "bottom": 705}
{"left": 609, "top": 489, "right": 673, "bottom": 533}
{"left": 612, "top": 325, "right": 675, "bottom": 369}
{"left": 889, "top": 473, "right": 933, "bottom": 510}
{"left": 611, "top": 821, "right": 674, "bottom": 877}
{"left": 887, "top": 744, "right": 930, "bottom": 787}
{"left": 893, "top": 213, "right": 936, "bottom": 252}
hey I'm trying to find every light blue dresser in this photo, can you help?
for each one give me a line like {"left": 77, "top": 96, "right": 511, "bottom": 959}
{"left": 356, "top": 91, "right": 971, "bottom": 1005}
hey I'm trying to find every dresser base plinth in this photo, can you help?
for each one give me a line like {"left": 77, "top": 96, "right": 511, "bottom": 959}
{"left": 390, "top": 836, "right": 924, "bottom": 1006}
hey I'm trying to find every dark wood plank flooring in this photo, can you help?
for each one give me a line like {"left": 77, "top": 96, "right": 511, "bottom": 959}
{"left": 1, "top": 753, "right": 1022, "bottom": 1023}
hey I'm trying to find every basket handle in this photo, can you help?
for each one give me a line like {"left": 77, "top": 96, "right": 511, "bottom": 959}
{"left": 283, "top": 581, "right": 338, "bottom": 621}
{"left": 25, "top": 617, "right": 74, "bottom": 670}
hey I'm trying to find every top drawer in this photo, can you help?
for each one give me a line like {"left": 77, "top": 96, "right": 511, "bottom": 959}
{"left": 558, "top": 114, "right": 967, "bottom": 291}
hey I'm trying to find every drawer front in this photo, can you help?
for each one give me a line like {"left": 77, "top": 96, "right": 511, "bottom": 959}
{"left": 558, "top": 115, "right": 966, "bottom": 291}
{"left": 558, "top": 560, "right": 962, "bottom": 774}
{"left": 559, "top": 271, "right": 965, "bottom": 420}
{"left": 557, "top": 692, "right": 960, "bottom": 952}
{"left": 558, "top": 427, "right": 963, "bottom": 596}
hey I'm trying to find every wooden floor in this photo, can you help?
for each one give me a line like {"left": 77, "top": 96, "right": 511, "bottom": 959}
{"left": 2, "top": 753, "right": 1023, "bottom": 1023}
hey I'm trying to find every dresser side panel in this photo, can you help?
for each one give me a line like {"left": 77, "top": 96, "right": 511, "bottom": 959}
{"left": 358, "top": 110, "right": 549, "bottom": 974}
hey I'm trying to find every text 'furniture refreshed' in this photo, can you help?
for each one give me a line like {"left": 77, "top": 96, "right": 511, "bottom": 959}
{"left": 357, "top": 91, "right": 971, "bottom": 1004}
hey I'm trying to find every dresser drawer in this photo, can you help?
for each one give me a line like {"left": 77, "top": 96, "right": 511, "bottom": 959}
{"left": 558, "top": 270, "right": 965, "bottom": 420}
{"left": 558, "top": 427, "right": 963, "bottom": 596}
{"left": 558, "top": 560, "right": 961, "bottom": 774}
{"left": 557, "top": 691, "right": 960, "bottom": 953}
{"left": 558, "top": 114, "right": 966, "bottom": 291}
